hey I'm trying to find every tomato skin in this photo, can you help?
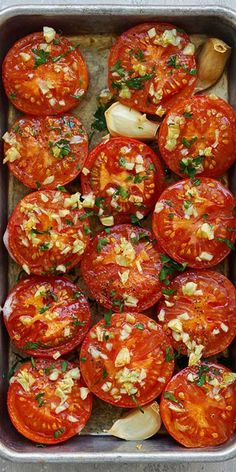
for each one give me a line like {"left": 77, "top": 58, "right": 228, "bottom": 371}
{"left": 81, "top": 137, "right": 165, "bottom": 224}
{"left": 160, "top": 362, "right": 236, "bottom": 448}
{"left": 3, "top": 276, "right": 91, "bottom": 357}
{"left": 2, "top": 32, "right": 88, "bottom": 115}
{"left": 4, "top": 114, "right": 88, "bottom": 189}
{"left": 158, "top": 95, "right": 236, "bottom": 178}
{"left": 157, "top": 270, "right": 236, "bottom": 358}
{"left": 80, "top": 312, "right": 174, "bottom": 408}
{"left": 5, "top": 190, "right": 90, "bottom": 275}
{"left": 108, "top": 23, "right": 197, "bottom": 115}
{"left": 81, "top": 224, "right": 165, "bottom": 312}
{"left": 152, "top": 178, "right": 236, "bottom": 268}
{"left": 7, "top": 359, "right": 92, "bottom": 444}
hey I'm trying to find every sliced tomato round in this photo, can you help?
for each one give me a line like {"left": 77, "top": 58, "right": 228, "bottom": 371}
{"left": 3, "top": 276, "right": 91, "bottom": 357}
{"left": 152, "top": 178, "right": 236, "bottom": 268}
{"left": 81, "top": 224, "right": 165, "bottom": 312}
{"left": 8, "top": 359, "right": 92, "bottom": 444}
{"left": 4, "top": 190, "right": 90, "bottom": 275}
{"left": 157, "top": 270, "right": 236, "bottom": 359}
{"left": 80, "top": 312, "right": 174, "bottom": 408}
{"left": 160, "top": 362, "right": 236, "bottom": 448}
{"left": 2, "top": 30, "right": 88, "bottom": 115}
{"left": 3, "top": 115, "right": 88, "bottom": 189}
{"left": 158, "top": 95, "right": 236, "bottom": 178}
{"left": 81, "top": 137, "right": 165, "bottom": 225}
{"left": 108, "top": 23, "right": 197, "bottom": 116}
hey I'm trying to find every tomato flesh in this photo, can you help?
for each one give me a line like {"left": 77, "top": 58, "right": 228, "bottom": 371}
{"left": 3, "top": 31, "right": 88, "bottom": 115}
{"left": 108, "top": 23, "right": 197, "bottom": 115}
{"left": 152, "top": 178, "right": 236, "bottom": 268}
{"left": 3, "top": 115, "right": 88, "bottom": 189}
{"left": 160, "top": 362, "right": 236, "bottom": 447}
{"left": 80, "top": 312, "right": 174, "bottom": 408}
{"left": 158, "top": 95, "right": 236, "bottom": 178}
{"left": 8, "top": 359, "right": 92, "bottom": 444}
{"left": 3, "top": 276, "right": 91, "bottom": 357}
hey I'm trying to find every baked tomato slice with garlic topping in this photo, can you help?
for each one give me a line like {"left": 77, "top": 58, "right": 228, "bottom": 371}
{"left": 3, "top": 114, "right": 88, "bottom": 189}
{"left": 157, "top": 270, "right": 236, "bottom": 361}
{"left": 81, "top": 137, "right": 165, "bottom": 225}
{"left": 4, "top": 190, "right": 90, "bottom": 275}
{"left": 80, "top": 312, "right": 174, "bottom": 408}
{"left": 2, "top": 28, "right": 88, "bottom": 115}
{"left": 152, "top": 178, "right": 236, "bottom": 268}
{"left": 108, "top": 23, "right": 197, "bottom": 116}
{"left": 81, "top": 224, "right": 165, "bottom": 312}
{"left": 8, "top": 359, "right": 92, "bottom": 444}
{"left": 3, "top": 276, "right": 91, "bottom": 357}
{"left": 158, "top": 95, "right": 236, "bottom": 178}
{"left": 160, "top": 362, "right": 236, "bottom": 448}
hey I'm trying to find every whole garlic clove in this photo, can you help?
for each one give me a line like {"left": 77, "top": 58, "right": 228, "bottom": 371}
{"left": 195, "top": 38, "right": 231, "bottom": 93}
{"left": 105, "top": 102, "right": 159, "bottom": 141}
{"left": 106, "top": 402, "right": 161, "bottom": 440}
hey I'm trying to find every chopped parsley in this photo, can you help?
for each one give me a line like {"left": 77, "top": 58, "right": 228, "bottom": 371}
{"left": 162, "top": 287, "right": 177, "bottom": 296}
{"left": 39, "top": 304, "right": 51, "bottom": 314}
{"left": 83, "top": 224, "right": 92, "bottom": 235}
{"left": 104, "top": 309, "right": 113, "bottom": 327}
{"left": 35, "top": 392, "right": 45, "bottom": 408}
{"left": 91, "top": 105, "right": 108, "bottom": 132}
{"left": 135, "top": 323, "right": 144, "bottom": 330}
{"left": 103, "top": 368, "right": 108, "bottom": 379}
{"left": 159, "top": 254, "right": 187, "bottom": 286}
{"left": 72, "top": 291, "right": 82, "bottom": 299}
{"left": 116, "top": 186, "right": 129, "bottom": 199}
{"left": 125, "top": 74, "right": 153, "bottom": 90}
{"left": 61, "top": 361, "right": 68, "bottom": 373}
{"left": 50, "top": 139, "right": 71, "bottom": 158}
{"left": 80, "top": 357, "right": 87, "bottom": 362}
{"left": 31, "top": 227, "right": 52, "bottom": 235}
{"left": 79, "top": 210, "right": 95, "bottom": 221}
{"left": 119, "top": 156, "right": 126, "bottom": 167}
{"left": 39, "top": 242, "right": 50, "bottom": 252}
{"left": 168, "top": 213, "right": 174, "bottom": 220}
{"left": 97, "top": 238, "right": 108, "bottom": 253}
{"left": 32, "top": 48, "right": 50, "bottom": 68}
{"left": 23, "top": 341, "right": 40, "bottom": 350}
{"left": 183, "top": 111, "right": 193, "bottom": 119}
{"left": 215, "top": 237, "right": 235, "bottom": 250}
{"left": 130, "top": 214, "right": 141, "bottom": 226}
{"left": 72, "top": 317, "right": 85, "bottom": 327}
{"left": 195, "top": 364, "right": 210, "bottom": 387}
{"left": 133, "top": 175, "right": 148, "bottom": 184}
{"left": 202, "top": 213, "right": 209, "bottom": 220}
{"left": 181, "top": 136, "right": 197, "bottom": 149}
{"left": 56, "top": 185, "right": 67, "bottom": 192}
{"left": 110, "top": 60, "right": 126, "bottom": 77}
{"left": 165, "top": 347, "right": 175, "bottom": 362}
{"left": 65, "top": 219, "right": 74, "bottom": 226}
{"left": 52, "top": 44, "right": 78, "bottom": 63}
{"left": 179, "top": 156, "right": 204, "bottom": 178}
{"left": 9, "top": 92, "right": 17, "bottom": 100}
{"left": 167, "top": 55, "right": 180, "bottom": 69}
{"left": 131, "top": 395, "right": 144, "bottom": 414}
{"left": 54, "top": 428, "right": 65, "bottom": 439}
{"left": 163, "top": 391, "right": 179, "bottom": 403}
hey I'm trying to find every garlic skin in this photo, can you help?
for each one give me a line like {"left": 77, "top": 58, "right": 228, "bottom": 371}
{"left": 107, "top": 402, "right": 161, "bottom": 440}
{"left": 105, "top": 102, "right": 159, "bottom": 140}
{"left": 195, "top": 38, "right": 231, "bottom": 93}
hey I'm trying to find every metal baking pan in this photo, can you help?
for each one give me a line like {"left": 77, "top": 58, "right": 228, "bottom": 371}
{"left": 0, "top": 3, "right": 236, "bottom": 463}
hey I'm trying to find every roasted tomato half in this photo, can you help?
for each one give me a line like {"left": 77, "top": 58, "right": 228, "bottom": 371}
{"left": 157, "top": 270, "right": 236, "bottom": 361}
{"left": 80, "top": 312, "right": 174, "bottom": 408}
{"left": 81, "top": 137, "right": 165, "bottom": 225}
{"left": 4, "top": 190, "right": 90, "bottom": 275}
{"left": 8, "top": 359, "right": 92, "bottom": 444}
{"left": 3, "top": 276, "right": 91, "bottom": 357}
{"left": 3, "top": 114, "right": 88, "bottom": 189}
{"left": 152, "top": 178, "right": 236, "bottom": 268}
{"left": 160, "top": 362, "right": 236, "bottom": 448}
{"left": 108, "top": 23, "right": 197, "bottom": 116}
{"left": 158, "top": 95, "right": 236, "bottom": 178}
{"left": 2, "top": 28, "right": 88, "bottom": 115}
{"left": 81, "top": 224, "right": 165, "bottom": 312}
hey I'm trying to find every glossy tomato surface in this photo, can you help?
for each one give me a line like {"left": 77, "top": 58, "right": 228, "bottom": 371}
{"left": 81, "top": 224, "right": 165, "bottom": 312}
{"left": 3, "top": 115, "right": 88, "bottom": 189}
{"left": 158, "top": 95, "right": 236, "bottom": 178}
{"left": 8, "top": 359, "right": 92, "bottom": 444}
{"left": 3, "top": 276, "right": 91, "bottom": 357}
{"left": 81, "top": 137, "right": 165, "bottom": 225}
{"left": 3, "top": 31, "right": 88, "bottom": 115}
{"left": 5, "top": 190, "right": 90, "bottom": 275}
{"left": 160, "top": 362, "right": 236, "bottom": 448}
{"left": 108, "top": 23, "right": 197, "bottom": 115}
{"left": 152, "top": 178, "right": 236, "bottom": 268}
{"left": 80, "top": 312, "right": 174, "bottom": 407}
{"left": 157, "top": 270, "right": 236, "bottom": 358}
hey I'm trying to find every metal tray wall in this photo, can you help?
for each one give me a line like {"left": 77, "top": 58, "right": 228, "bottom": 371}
{"left": 0, "top": 5, "right": 236, "bottom": 463}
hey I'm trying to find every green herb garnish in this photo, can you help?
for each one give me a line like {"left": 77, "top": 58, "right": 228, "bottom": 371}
{"left": 35, "top": 392, "right": 45, "bottom": 408}
{"left": 32, "top": 48, "right": 50, "bottom": 68}
{"left": 97, "top": 238, "right": 108, "bottom": 253}
{"left": 215, "top": 237, "right": 235, "bottom": 250}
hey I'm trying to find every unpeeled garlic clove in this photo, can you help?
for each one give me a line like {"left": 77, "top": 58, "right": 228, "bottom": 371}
{"left": 105, "top": 102, "right": 159, "bottom": 140}
{"left": 106, "top": 402, "right": 161, "bottom": 440}
{"left": 195, "top": 38, "right": 231, "bottom": 93}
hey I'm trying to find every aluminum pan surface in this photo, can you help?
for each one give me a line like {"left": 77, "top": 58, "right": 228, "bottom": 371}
{"left": 0, "top": 4, "right": 236, "bottom": 463}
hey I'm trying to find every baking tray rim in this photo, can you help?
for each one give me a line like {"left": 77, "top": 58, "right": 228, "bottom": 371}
{"left": 0, "top": 2, "right": 236, "bottom": 463}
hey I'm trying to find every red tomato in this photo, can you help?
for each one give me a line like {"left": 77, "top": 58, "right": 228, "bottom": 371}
{"left": 157, "top": 270, "right": 236, "bottom": 359}
{"left": 80, "top": 312, "right": 174, "bottom": 408}
{"left": 81, "top": 137, "right": 165, "bottom": 225}
{"left": 152, "top": 178, "right": 236, "bottom": 268}
{"left": 4, "top": 190, "right": 90, "bottom": 275}
{"left": 3, "top": 276, "right": 91, "bottom": 357}
{"left": 81, "top": 224, "right": 165, "bottom": 312}
{"left": 158, "top": 95, "right": 236, "bottom": 178}
{"left": 8, "top": 359, "right": 92, "bottom": 444}
{"left": 3, "top": 115, "right": 88, "bottom": 189}
{"left": 2, "top": 30, "right": 88, "bottom": 115}
{"left": 160, "top": 362, "right": 236, "bottom": 447}
{"left": 108, "top": 23, "right": 197, "bottom": 116}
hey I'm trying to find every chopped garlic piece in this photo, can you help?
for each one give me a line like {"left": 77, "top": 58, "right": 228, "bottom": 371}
{"left": 196, "top": 223, "right": 214, "bottom": 240}
{"left": 154, "top": 202, "right": 164, "bottom": 214}
{"left": 220, "top": 323, "right": 229, "bottom": 332}
{"left": 80, "top": 387, "right": 90, "bottom": 400}
{"left": 118, "top": 269, "right": 130, "bottom": 284}
{"left": 42, "top": 175, "right": 54, "bottom": 185}
{"left": 43, "top": 26, "right": 56, "bottom": 43}
{"left": 123, "top": 294, "right": 138, "bottom": 307}
{"left": 82, "top": 167, "right": 90, "bottom": 176}
{"left": 158, "top": 309, "right": 165, "bottom": 322}
{"left": 100, "top": 215, "right": 114, "bottom": 226}
{"left": 182, "top": 43, "right": 195, "bottom": 55}
{"left": 196, "top": 252, "right": 213, "bottom": 262}
{"left": 19, "top": 52, "right": 31, "bottom": 62}
{"left": 53, "top": 351, "right": 61, "bottom": 360}
{"left": 115, "top": 347, "right": 131, "bottom": 368}
{"left": 147, "top": 27, "right": 157, "bottom": 39}
{"left": 182, "top": 282, "right": 203, "bottom": 296}
{"left": 12, "top": 371, "right": 35, "bottom": 392}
